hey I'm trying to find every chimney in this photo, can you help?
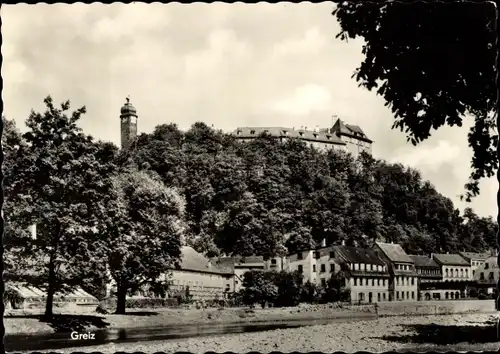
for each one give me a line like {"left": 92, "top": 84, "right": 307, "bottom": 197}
{"left": 321, "top": 238, "right": 326, "bottom": 248}
{"left": 305, "top": 126, "right": 308, "bottom": 130}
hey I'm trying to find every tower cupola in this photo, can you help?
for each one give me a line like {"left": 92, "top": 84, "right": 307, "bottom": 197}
{"left": 120, "top": 96, "right": 138, "bottom": 150}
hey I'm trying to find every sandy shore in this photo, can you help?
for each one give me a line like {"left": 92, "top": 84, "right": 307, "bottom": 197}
{"left": 33, "top": 312, "right": 500, "bottom": 353}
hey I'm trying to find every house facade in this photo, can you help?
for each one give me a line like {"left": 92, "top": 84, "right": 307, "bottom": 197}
{"left": 333, "top": 245, "right": 390, "bottom": 303}
{"left": 373, "top": 242, "right": 418, "bottom": 301}
{"left": 287, "top": 245, "right": 342, "bottom": 285}
{"left": 409, "top": 255, "right": 443, "bottom": 300}
{"left": 458, "top": 251, "right": 491, "bottom": 279}
{"left": 473, "top": 251, "right": 499, "bottom": 294}
{"left": 432, "top": 253, "right": 471, "bottom": 282}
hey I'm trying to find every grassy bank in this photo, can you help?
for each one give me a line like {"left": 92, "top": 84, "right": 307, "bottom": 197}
{"left": 4, "top": 304, "right": 374, "bottom": 336}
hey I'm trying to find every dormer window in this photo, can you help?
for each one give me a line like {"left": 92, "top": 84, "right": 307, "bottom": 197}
{"left": 283, "top": 130, "right": 288, "bottom": 135}
{"left": 313, "top": 133, "right": 318, "bottom": 138}
{"left": 263, "top": 129, "right": 269, "bottom": 133}
{"left": 299, "top": 132, "right": 304, "bottom": 137}
{"left": 326, "top": 135, "right": 331, "bottom": 140}
{"left": 236, "top": 130, "right": 241, "bottom": 135}
{"left": 250, "top": 130, "right": 256, "bottom": 135}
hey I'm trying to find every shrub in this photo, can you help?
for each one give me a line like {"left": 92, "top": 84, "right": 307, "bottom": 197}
{"left": 126, "top": 297, "right": 180, "bottom": 308}
{"left": 241, "top": 270, "right": 279, "bottom": 308}
{"left": 4, "top": 287, "right": 25, "bottom": 309}
{"left": 274, "top": 270, "right": 303, "bottom": 307}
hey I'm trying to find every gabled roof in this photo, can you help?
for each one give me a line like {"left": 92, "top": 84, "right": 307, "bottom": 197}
{"left": 432, "top": 253, "right": 470, "bottom": 266}
{"left": 375, "top": 242, "right": 414, "bottom": 263}
{"left": 331, "top": 118, "right": 372, "bottom": 143}
{"left": 233, "top": 127, "right": 345, "bottom": 145}
{"left": 333, "top": 245, "right": 386, "bottom": 266}
{"left": 458, "top": 251, "right": 491, "bottom": 262}
{"left": 179, "top": 246, "right": 233, "bottom": 275}
{"left": 409, "top": 255, "right": 440, "bottom": 268}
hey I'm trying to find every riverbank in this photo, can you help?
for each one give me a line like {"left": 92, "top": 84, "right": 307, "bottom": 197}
{"left": 36, "top": 312, "right": 500, "bottom": 353}
{"left": 4, "top": 303, "right": 374, "bottom": 336}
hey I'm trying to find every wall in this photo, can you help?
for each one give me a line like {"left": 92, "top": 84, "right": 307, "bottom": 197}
{"left": 348, "top": 276, "right": 390, "bottom": 303}
{"left": 441, "top": 265, "right": 471, "bottom": 281}
{"left": 169, "top": 269, "right": 234, "bottom": 300}
{"left": 288, "top": 250, "right": 315, "bottom": 283}
{"left": 393, "top": 272, "right": 419, "bottom": 301}
{"left": 474, "top": 256, "right": 500, "bottom": 284}
{"left": 376, "top": 299, "right": 495, "bottom": 317}
{"left": 419, "top": 289, "right": 464, "bottom": 300}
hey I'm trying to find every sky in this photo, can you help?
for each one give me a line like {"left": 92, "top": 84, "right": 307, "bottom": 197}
{"left": 2, "top": 2, "right": 497, "bottom": 218}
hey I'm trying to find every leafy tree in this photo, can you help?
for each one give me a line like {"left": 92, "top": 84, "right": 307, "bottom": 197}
{"left": 323, "top": 272, "right": 350, "bottom": 303}
{"left": 6, "top": 97, "right": 117, "bottom": 317}
{"left": 333, "top": 1, "right": 497, "bottom": 200}
{"left": 240, "top": 270, "right": 279, "bottom": 308}
{"left": 273, "top": 270, "right": 303, "bottom": 307}
{"left": 101, "top": 169, "right": 185, "bottom": 314}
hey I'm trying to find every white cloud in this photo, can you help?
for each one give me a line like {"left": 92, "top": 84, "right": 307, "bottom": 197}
{"left": 391, "top": 140, "right": 462, "bottom": 173}
{"left": 270, "top": 84, "right": 332, "bottom": 116}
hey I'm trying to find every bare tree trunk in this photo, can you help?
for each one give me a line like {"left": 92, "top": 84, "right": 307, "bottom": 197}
{"left": 115, "top": 282, "right": 127, "bottom": 314}
{"left": 44, "top": 255, "right": 56, "bottom": 318}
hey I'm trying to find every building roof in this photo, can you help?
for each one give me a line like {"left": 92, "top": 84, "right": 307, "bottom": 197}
{"left": 409, "top": 255, "right": 440, "bottom": 268}
{"left": 233, "top": 127, "right": 346, "bottom": 145}
{"left": 375, "top": 242, "right": 414, "bottom": 263}
{"left": 458, "top": 251, "right": 491, "bottom": 262}
{"left": 179, "top": 246, "right": 233, "bottom": 275}
{"left": 333, "top": 245, "right": 386, "bottom": 266}
{"left": 331, "top": 118, "right": 372, "bottom": 143}
{"left": 432, "top": 253, "right": 470, "bottom": 266}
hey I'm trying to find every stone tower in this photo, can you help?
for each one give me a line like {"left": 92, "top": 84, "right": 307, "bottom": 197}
{"left": 120, "top": 96, "right": 138, "bottom": 150}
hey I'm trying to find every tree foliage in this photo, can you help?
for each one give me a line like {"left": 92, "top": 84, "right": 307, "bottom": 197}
{"left": 333, "top": 1, "right": 497, "bottom": 201}
{"left": 3, "top": 97, "right": 117, "bottom": 317}
{"left": 102, "top": 169, "right": 185, "bottom": 314}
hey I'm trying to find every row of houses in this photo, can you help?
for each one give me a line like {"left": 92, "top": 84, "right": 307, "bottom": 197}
{"left": 157, "top": 243, "right": 497, "bottom": 303}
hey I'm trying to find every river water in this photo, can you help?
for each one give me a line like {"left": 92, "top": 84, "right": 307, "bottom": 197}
{"left": 5, "top": 315, "right": 377, "bottom": 352}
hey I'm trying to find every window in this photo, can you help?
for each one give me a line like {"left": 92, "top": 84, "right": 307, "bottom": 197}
{"left": 320, "top": 264, "right": 326, "bottom": 273}
{"left": 354, "top": 278, "right": 358, "bottom": 286}
{"left": 383, "top": 293, "right": 386, "bottom": 300}
{"left": 329, "top": 251, "right": 335, "bottom": 258}
{"left": 466, "top": 269, "right": 469, "bottom": 277}
{"left": 355, "top": 263, "right": 359, "bottom": 270}
{"left": 314, "top": 252, "right": 320, "bottom": 259}
{"left": 445, "top": 268, "right": 449, "bottom": 277}
{"left": 377, "top": 279, "right": 380, "bottom": 286}
{"left": 480, "top": 272, "right": 485, "bottom": 280}
{"left": 271, "top": 259, "right": 277, "bottom": 265}
{"left": 361, "top": 264, "right": 365, "bottom": 271}
{"left": 455, "top": 269, "right": 458, "bottom": 277}
{"left": 330, "top": 264, "right": 335, "bottom": 272}
{"left": 485, "top": 263, "right": 490, "bottom": 270}
{"left": 411, "top": 292, "right": 415, "bottom": 300}
{"left": 460, "top": 269, "right": 463, "bottom": 277}
{"left": 401, "top": 292, "right": 405, "bottom": 300}
{"left": 298, "top": 265, "right": 303, "bottom": 273}
{"left": 489, "top": 272, "right": 494, "bottom": 280}
{"left": 321, "top": 278, "right": 326, "bottom": 286}
{"left": 313, "top": 265, "right": 316, "bottom": 272}
{"left": 411, "top": 277, "right": 414, "bottom": 286}
{"left": 235, "top": 281, "right": 239, "bottom": 285}
{"left": 406, "top": 291, "right": 409, "bottom": 299}
{"left": 297, "top": 252, "right": 303, "bottom": 260}
{"left": 395, "top": 277, "right": 399, "bottom": 286}
{"left": 396, "top": 291, "right": 399, "bottom": 299}
{"left": 377, "top": 293, "right": 381, "bottom": 302}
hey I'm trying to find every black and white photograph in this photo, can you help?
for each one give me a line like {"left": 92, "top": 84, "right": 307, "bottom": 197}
{"left": 2, "top": 1, "right": 499, "bottom": 353}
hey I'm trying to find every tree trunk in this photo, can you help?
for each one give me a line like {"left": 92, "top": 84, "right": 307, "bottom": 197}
{"left": 115, "top": 283, "right": 127, "bottom": 314}
{"left": 44, "top": 256, "right": 56, "bottom": 318}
